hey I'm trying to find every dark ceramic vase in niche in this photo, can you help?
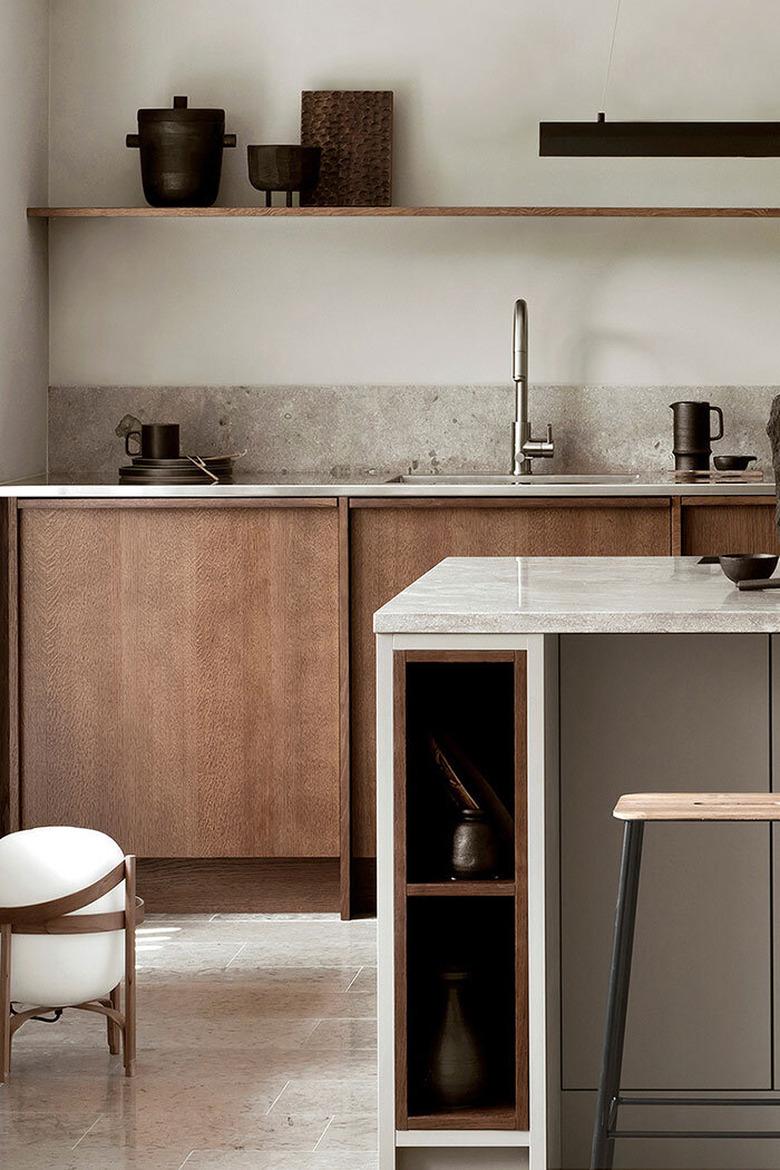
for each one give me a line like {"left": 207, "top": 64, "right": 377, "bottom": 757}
{"left": 450, "top": 809, "right": 502, "bottom": 880}
{"left": 426, "top": 969, "right": 491, "bottom": 1110}
{"left": 247, "top": 145, "right": 321, "bottom": 207}
{"left": 126, "top": 96, "right": 236, "bottom": 208}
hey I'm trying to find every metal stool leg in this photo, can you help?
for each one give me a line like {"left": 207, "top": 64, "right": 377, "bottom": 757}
{"left": 591, "top": 820, "right": 645, "bottom": 1170}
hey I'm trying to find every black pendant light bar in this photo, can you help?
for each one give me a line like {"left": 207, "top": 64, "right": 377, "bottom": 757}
{"left": 539, "top": 112, "right": 780, "bottom": 157}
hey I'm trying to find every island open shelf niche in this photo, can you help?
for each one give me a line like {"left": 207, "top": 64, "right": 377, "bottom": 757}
{"left": 393, "top": 650, "right": 529, "bottom": 1134}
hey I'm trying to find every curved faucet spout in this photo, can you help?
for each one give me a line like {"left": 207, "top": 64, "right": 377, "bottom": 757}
{"left": 511, "top": 298, "right": 554, "bottom": 475}
{"left": 512, "top": 299, "right": 528, "bottom": 385}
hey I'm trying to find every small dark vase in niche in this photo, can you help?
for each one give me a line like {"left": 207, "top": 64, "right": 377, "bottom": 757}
{"left": 247, "top": 145, "right": 321, "bottom": 207}
{"left": 451, "top": 809, "right": 501, "bottom": 880}
{"left": 426, "top": 969, "right": 490, "bottom": 1109}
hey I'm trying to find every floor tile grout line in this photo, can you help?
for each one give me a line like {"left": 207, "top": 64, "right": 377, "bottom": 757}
{"left": 344, "top": 965, "right": 363, "bottom": 992}
{"left": 70, "top": 1113, "right": 103, "bottom": 1150}
{"left": 300, "top": 1018, "right": 323, "bottom": 1045}
{"left": 223, "top": 941, "right": 248, "bottom": 969}
{"left": 177, "top": 1151, "right": 195, "bottom": 1169}
{"left": 265, "top": 1078, "right": 292, "bottom": 1115}
{"left": 311, "top": 1114, "right": 335, "bottom": 1152}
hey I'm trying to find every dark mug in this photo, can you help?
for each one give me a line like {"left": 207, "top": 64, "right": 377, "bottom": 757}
{"left": 125, "top": 423, "right": 180, "bottom": 460}
{"left": 670, "top": 401, "right": 724, "bottom": 471}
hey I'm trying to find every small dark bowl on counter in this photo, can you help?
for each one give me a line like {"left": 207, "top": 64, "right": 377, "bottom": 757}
{"left": 713, "top": 455, "right": 757, "bottom": 472}
{"left": 718, "top": 553, "right": 779, "bottom": 583}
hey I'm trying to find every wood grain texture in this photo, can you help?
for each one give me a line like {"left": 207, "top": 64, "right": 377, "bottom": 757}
{"left": 615, "top": 792, "right": 780, "bottom": 821}
{"left": 338, "top": 499, "right": 352, "bottom": 918}
{"left": 349, "top": 496, "right": 670, "bottom": 510}
{"left": 681, "top": 495, "right": 777, "bottom": 506}
{"left": 123, "top": 856, "right": 136, "bottom": 1076}
{"left": 350, "top": 499, "right": 671, "bottom": 858}
{"left": 27, "top": 206, "right": 780, "bottom": 218}
{"left": 301, "top": 91, "right": 393, "bottom": 207}
{"left": 0, "top": 924, "right": 10, "bottom": 1081}
{"left": 19, "top": 505, "right": 341, "bottom": 857}
{"left": 0, "top": 501, "right": 19, "bottom": 837}
{"left": 395, "top": 651, "right": 529, "bottom": 1130}
{"left": 671, "top": 497, "right": 682, "bottom": 556}
{"left": 514, "top": 653, "right": 529, "bottom": 1131}
{"left": 406, "top": 1107, "right": 518, "bottom": 1130}
{"left": 393, "top": 652, "right": 409, "bottom": 1130}
{"left": 137, "top": 858, "right": 339, "bottom": 913}
{"left": 406, "top": 881, "right": 516, "bottom": 897}
{"left": 18, "top": 498, "right": 336, "bottom": 510}
{"left": 680, "top": 499, "right": 778, "bottom": 555}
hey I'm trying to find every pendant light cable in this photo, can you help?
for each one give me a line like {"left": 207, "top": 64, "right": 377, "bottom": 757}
{"left": 600, "top": 0, "right": 623, "bottom": 115}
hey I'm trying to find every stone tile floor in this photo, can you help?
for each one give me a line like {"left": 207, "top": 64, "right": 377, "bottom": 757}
{"left": 0, "top": 914, "right": 378, "bottom": 1169}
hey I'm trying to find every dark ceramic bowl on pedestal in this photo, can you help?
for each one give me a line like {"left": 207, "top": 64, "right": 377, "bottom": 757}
{"left": 247, "top": 145, "right": 321, "bottom": 207}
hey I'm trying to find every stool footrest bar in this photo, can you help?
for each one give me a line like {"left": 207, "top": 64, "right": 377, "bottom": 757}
{"left": 610, "top": 1130, "right": 780, "bottom": 1140}
{"left": 617, "top": 1096, "right": 780, "bottom": 1107}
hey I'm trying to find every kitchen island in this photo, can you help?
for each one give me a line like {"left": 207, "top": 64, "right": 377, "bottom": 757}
{"left": 374, "top": 557, "right": 780, "bottom": 1170}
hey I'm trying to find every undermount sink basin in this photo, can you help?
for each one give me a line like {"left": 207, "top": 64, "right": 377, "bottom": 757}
{"left": 388, "top": 473, "right": 641, "bottom": 485}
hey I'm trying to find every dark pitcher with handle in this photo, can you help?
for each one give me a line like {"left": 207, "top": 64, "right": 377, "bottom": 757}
{"left": 670, "top": 401, "right": 724, "bottom": 471}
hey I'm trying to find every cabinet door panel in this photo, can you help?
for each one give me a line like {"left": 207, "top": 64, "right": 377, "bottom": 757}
{"left": 681, "top": 498, "right": 778, "bottom": 555}
{"left": 351, "top": 499, "right": 670, "bottom": 858}
{"left": 560, "top": 633, "right": 771, "bottom": 1091}
{"left": 19, "top": 505, "right": 340, "bottom": 858}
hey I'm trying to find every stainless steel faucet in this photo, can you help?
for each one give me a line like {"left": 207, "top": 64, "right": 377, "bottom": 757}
{"left": 512, "top": 299, "right": 554, "bottom": 475}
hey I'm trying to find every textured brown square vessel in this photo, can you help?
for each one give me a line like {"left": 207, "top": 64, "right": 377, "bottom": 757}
{"left": 301, "top": 90, "right": 393, "bottom": 207}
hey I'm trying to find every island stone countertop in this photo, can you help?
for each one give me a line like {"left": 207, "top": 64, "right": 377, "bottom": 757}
{"left": 373, "top": 555, "right": 780, "bottom": 635}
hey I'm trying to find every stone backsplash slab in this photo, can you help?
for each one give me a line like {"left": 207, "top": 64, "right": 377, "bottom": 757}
{"left": 48, "top": 384, "right": 780, "bottom": 484}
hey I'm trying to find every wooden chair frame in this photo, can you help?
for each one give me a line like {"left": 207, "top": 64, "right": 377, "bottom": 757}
{"left": 0, "top": 855, "right": 144, "bottom": 1081}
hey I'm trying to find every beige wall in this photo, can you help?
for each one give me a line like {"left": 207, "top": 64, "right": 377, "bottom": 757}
{"left": 0, "top": 0, "right": 49, "bottom": 481}
{"left": 47, "top": 0, "right": 780, "bottom": 387}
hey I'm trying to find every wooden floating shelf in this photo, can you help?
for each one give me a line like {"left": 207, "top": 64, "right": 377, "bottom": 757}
{"left": 406, "top": 881, "right": 516, "bottom": 897}
{"left": 26, "top": 205, "right": 780, "bottom": 219}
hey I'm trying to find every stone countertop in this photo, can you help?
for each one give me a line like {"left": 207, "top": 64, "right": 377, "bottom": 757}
{"left": 0, "top": 479, "right": 776, "bottom": 499}
{"left": 374, "top": 556, "right": 780, "bottom": 635}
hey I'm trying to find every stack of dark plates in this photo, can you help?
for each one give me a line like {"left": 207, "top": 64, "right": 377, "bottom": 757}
{"left": 119, "top": 456, "right": 236, "bottom": 485}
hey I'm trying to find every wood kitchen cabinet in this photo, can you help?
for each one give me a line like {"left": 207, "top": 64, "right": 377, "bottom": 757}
{"left": 349, "top": 498, "right": 671, "bottom": 862}
{"left": 680, "top": 496, "right": 778, "bottom": 554}
{"left": 15, "top": 501, "right": 341, "bottom": 860}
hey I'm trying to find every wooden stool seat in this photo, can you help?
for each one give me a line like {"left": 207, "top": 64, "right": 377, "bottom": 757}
{"left": 614, "top": 792, "right": 780, "bottom": 822}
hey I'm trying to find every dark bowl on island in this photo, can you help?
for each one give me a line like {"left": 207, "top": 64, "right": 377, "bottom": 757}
{"left": 718, "top": 553, "right": 779, "bottom": 583}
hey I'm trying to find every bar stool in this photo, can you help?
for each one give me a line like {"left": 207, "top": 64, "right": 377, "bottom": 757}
{"left": 591, "top": 792, "right": 780, "bottom": 1170}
